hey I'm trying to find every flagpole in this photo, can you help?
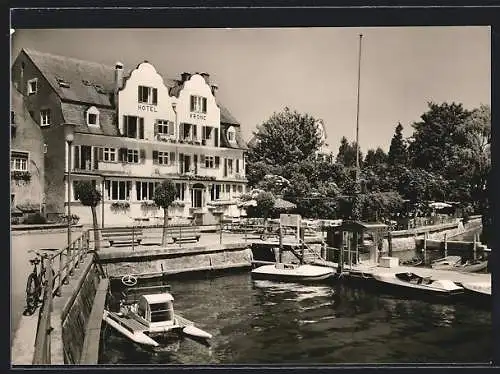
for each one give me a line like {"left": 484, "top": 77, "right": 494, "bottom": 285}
{"left": 355, "top": 33, "right": 363, "bottom": 187}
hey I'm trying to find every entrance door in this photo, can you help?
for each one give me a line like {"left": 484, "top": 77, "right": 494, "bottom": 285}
{"left": 191, "top": 189, "right": 203, "bottom": 208}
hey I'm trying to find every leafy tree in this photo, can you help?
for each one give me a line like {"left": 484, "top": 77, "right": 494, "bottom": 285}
{"left": 364, "top": 147, "right": 388, "bottom": 167}
{"left": 74, "top": 181, "right": 102, "bottom": 250}
{"left": 153, "top": 179, "right": 177, "bottom": 246}
{"left": 408, "top": 102, "right": 471, "bottom": 175}
{"left": 248, "top": 107, "right": 322, "bottom": 166}
{"left": 336, "top": 137, "right": 363, "bottom": 168}
{"left": 388, "top": 123, "right": 408, "bottom": 166}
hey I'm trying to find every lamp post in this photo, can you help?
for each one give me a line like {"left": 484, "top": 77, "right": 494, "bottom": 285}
{"left": 64, "top": 123, "right": 76, "bottom": 249}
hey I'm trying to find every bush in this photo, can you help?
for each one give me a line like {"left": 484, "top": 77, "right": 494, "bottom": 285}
{"left": 23, "top": 212, "right": 47, "bottom": 224}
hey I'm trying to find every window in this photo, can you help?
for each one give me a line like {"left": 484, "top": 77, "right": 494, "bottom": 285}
{"left": 11, "top": 151, "right": 29, "bottom": 171}
{"left": 157, "top": 151, "right": 169, "bottom": 165}
{"left": 237, "top": 185, "right": 243, "bottom": 193}
{"left": 227, "top": 159, "right": 233, "bottom": 174}
{"left": 40, "top": 109, "right": 51, "bottom": 126}
{"left": 127, "top": 149, "right": 139, "bottom": 163}
{"left": 175, "top": 183, "right": 185, "bottom": 200}
{"left": 190, "top": 95, "right": 207, "bottom": 113}
{"left": 156, "top": 120, "right": 171, "bottom": 135}
{"left": 27, "top": 78, "right": 38, "bottom": 95}
{"left": 11, "top": 111, "right": 15, "bottom": 125}
{"left": 103, "top": 147, "right": 116, "bottom": 162}
{"left": 11, "top": 194, "right": 15, "bottom": 206}
{"left": 211, "top": 184, "right": 221, "bottom": 200}
{"left": 227, "top": 127, "right": 236, "bottom": 142}
{"left": 105, "top": 180, "right": 130, "bottom": 201}
{"left": 87, "top": 107, "right": 100, "bottom": 126}
{"left": 153, "top": 151, "right": 175, "bottom": 165}
{"left": 202, "top": 126, "right": 213, "bottom": 140}
{"left": 123, "top": 115, "right": 144, "bottom": 139}
{"left": 56, "top": 77, "right": 70, "bottom": 88}
{"left": 136, "top": 181, "right": 155, "bottom": 201}
{"left": 205, "top": 156, "right": 215, "bottom": 168}
{"left": 138, "top": 86, "right": 158, "bottom": 105}
{"left": 150, "top": 302, "right": 172, "bottom": 323}
{"left": 236, "top": 159, "right": 240, "bottom": 173}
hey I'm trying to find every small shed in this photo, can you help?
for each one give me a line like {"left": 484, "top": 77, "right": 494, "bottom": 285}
{"left": 325, "top": 220, "right": 389, "bottom": 267}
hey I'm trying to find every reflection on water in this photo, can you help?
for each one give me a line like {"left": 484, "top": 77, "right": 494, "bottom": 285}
{"left": 99, "top": 272, "right": 491, "bottom": 365}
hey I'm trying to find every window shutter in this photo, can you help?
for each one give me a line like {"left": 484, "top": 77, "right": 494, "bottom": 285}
{"left": 119, "top": 148, "right": 127, "bottom": 162}
{"left": 140, "top": 149, "right": 146, "bottom": 163}
{"left": 180, "top": 123, "right": 184, "bottom": 139}
{"left": 200, "top": 154, "right": 205, "bottom": 167}
{"left": 153, "top": 150, "right": 159, "bottom": 164}
{"left": 138, "top": 86, "right": 142, "bottom": 102}
{"left": 236, "top": 159, "right": 240, "bottom": 173}
{"left": 202, "top": 98, "right": 207, "bottom": 113}
{"left": 169, "top": 152, "right": 176, "bottom": 164}
{"left": 139, "top": 118, "right": 144, "bottom": 139}
{"left": 179, "top": 153, "right": 184, "bottom": 173}
{"left": 154, "top": 121, "right": 158, "bottom": 136}
{"left": 74, "top": 145, "right": 80, "bottom": 169}
{"left": 123, "top": 116, "right": 128, "bottom": 137}
{"left": 169, "top": 121, "right": 175, "bottom": 135}
{"left": 193, "top": 125, "right": 198, "bottom": 139}
{"left": 215, "top": 156, "right": 220, "bottom": 168}
{"left": 214, "top": 128, "right": 219, "bottom": 147}
{"left": 224, "top": 158, "right": 227, "bottom": 177}
{"left": 98, "top": 147, "right": 104, "bottom": 161}
{"left": 153, "top": 88, "right": 158, "bottom": 105}
{"left": 190, "top": 96, "right": 195, "bottom": 111}
{"left": 202, "top": 126, "right": 206, "bottom": 140}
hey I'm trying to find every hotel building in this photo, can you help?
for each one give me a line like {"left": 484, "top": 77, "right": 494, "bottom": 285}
{"left": 11, "top": 49, "right": 248, "bottom": 226}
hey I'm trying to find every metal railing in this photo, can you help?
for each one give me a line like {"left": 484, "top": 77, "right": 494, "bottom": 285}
{"left": 31, "top": 230, "right": 91, "bottom": 365}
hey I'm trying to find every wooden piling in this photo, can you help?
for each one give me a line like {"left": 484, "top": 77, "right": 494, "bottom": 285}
{"left": 443, "top": 233, "right": 448, "bottom": 257}
{"left": 473, "top": 233, "right": 477, "bottom": 261}
{"left": 388, "top": 231, "right": 393, "bottom": 257}
{"left": 423, "top": 232, "right": 428, "bottom": 265}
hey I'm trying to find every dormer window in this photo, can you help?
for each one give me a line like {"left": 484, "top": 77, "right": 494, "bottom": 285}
{"left": 56, "top": 77, "right": 70, "bottom": 88}
{"left": 138, "top": 86, "right": 158, "bottom": 105}
{"left": 86, "top": 106, "right": 100, "bottom": 127}
{"left": 27, "top": 78, "right": 38, "bottom": 95}
{"left": 227, "top": 126, "right": 236, "bottom": 144}
{"left": 190, "top": 95, "right": 207, "bottom": 114}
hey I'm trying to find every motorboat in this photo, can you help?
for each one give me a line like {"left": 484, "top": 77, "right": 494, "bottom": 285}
{"left": 103, "top": 276, "right": 212, "bottom": 348}
{"left": 461, "top": 281, "right": 491, "bottom": 297}
{"left": 401, "top": 257, "right": 424, "bottom": 267}
{"left": 372, "top": 272, "right": 464, "bottom": 297}
{"left": 431, "top": 256, "right": 462, "bottom": 270}
{"left": 251, "top": 263, "right": 335, "bottom": 282}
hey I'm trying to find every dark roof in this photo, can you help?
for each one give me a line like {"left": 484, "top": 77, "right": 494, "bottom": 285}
{"left": 22, "top": 49, "right": 241, "bottom": 127}
{"left": 61, "top": 103, "right": 119, "bottom": 136}
{"left": 219, "top": 124, "right": 248, "bottom": 150}
{"left": 339, "top": 220, "right": 389, "bottom": 232}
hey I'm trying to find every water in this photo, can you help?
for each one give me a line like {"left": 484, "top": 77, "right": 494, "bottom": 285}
{"left": 99, "top": 272, "right": 492, "bottom": 364}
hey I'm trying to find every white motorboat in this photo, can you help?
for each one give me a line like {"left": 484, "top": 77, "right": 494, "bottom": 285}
{"left": 103, "top": 276, "right": 212, "bottom": 348}
{"left": 251, "top": 263, "right": 335, "bottom": 282}
{"left": 372, "top": 272, "right": 464, "bottom": 297}
{"left": 461, "top": 281, "right": 491, "bottom": 297}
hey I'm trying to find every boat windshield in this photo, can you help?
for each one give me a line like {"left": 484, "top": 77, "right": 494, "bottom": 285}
{"left": 150, "top": 302, "right": 173, "bottom": 322}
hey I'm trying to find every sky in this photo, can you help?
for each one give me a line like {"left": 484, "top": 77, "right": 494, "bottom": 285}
{"left": 11, "top": 27, "right": 490, "bottom": 154}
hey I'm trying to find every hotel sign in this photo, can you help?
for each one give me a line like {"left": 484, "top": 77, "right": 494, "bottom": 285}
{"left": 138, "top": 104, "right": 158, "bottom": 112}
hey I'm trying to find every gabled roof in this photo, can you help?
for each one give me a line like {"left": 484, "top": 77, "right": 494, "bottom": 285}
{"left": 61, "top": 103, "right": 119, "bottom": 136}
{"left": 22, "top": 48, "right": 242, "bottom": 127}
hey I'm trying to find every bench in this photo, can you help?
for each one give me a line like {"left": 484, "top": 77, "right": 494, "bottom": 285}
{"left": 101, "top": 228, "right": 143, "bottom": 247}
{"left": 171, "top": 226, "right": 200, "bottom": 243}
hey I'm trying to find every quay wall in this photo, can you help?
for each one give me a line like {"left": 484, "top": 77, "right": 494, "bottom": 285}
{"left": 383, "top": 217, "right": 482, "bottom": 258}
{"left": 50, "top": 257, "right": 103, "bottom": 364}
{"left": 98, "top": 244, "right": 253, "bottom": 278}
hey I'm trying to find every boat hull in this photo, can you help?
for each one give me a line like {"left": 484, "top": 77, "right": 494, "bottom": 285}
{"left": 251, "top": 264, "right": 335, "bottom": 283}
{"left": 372, "top": 275, "right": 464, "bottom": 299}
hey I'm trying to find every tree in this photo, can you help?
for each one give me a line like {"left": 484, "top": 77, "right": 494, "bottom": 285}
{"left": 387, "top": 123, "right": 408, "bottom": 166}
{"left": 247, "top": 107, "right": 322, "bottom": 166}
{"left": 364, "top": 147, "right": 388, "bottom": 167}
{"left": 74, "top": 181, "right": 102, "bottom": 250}
{"left": 336, "top": 137, "right": 363, "bottom": 168}
{"left": 153, "top": 179, "right": 177, "bottom": 246}
{"left": 408, "top": 102, "right": 471, "bottom": 175}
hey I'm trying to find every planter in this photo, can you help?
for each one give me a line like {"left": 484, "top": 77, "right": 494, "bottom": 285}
{"left": 11, "top": 170, "right": 31, "bottom": 184}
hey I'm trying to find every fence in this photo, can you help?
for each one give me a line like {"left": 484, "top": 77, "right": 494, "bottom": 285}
{"left": 31, "top": 230, "right": 91, "bottom": 365}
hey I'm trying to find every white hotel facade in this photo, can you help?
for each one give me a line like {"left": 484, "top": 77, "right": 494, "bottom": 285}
{"left": 11, "top": 49, "right": 248, "bottom": 226}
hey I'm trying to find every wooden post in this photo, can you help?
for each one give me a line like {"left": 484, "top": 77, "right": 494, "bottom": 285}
{"left": 443, "top": 233, "right": 448, "bottom": 258}
{"left": 278, "top": 221, "right": 283, "bottom": 264}
{"left": 388, "top": 231, "right": 393, "bottom": 257}
{"left": 473, "top": 233, "right": 477, "bottom": 261}
{"left": 132, "top": 226, "right": 135, "bottom": 252}
{"left": 423, "top": 232, "right": 428, "bottom": 265}
{"left": 348, "top": 232, "right": 352, "bottom": 270}
{"left": 339, "top": 231, "right": 345, "bottom": 273}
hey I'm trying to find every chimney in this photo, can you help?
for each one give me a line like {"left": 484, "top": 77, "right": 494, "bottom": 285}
{"left": 200, "top": 72, "right": 210, "bottom": 85}
{"left": 114, "top": 62, "right": 124, "bottom": 91}
{"left": 211, "top": 84, "right": 219, "bottom": 97}
{"left": 181, "top": 72, "right": 191, "bottom": 82}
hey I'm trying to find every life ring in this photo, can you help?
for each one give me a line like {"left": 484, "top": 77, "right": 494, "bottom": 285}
{"left": 121, "top": 274, "right": 137, "bottom": 287}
